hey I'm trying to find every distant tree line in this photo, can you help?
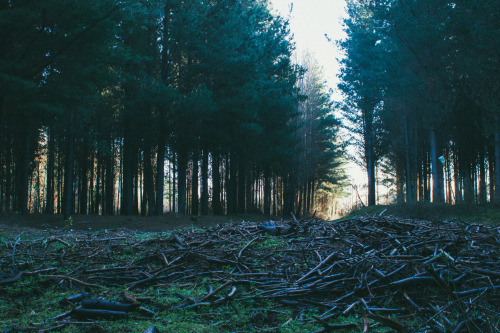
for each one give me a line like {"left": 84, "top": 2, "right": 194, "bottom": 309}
{"left": 340, "top": 0, "right": 499, "bottom": 205}
{"left": 0, "top": 0, "right": 345, "bottom": 218}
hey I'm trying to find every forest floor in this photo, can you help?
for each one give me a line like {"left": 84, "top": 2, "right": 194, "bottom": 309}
{"left": 0, "top": 212, "right": 274, "bottom": 234}
{"left": 0, "top": 207, "right": 498, "bottom": 332}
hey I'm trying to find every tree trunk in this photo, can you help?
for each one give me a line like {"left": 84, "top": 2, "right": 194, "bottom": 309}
{"left": 212, "top": 153, "right": 223, "bottom": 215}
{"left": 63, "top": 118, "right": 75, "bottom": 220}
{"left": 445, "top": 152, "right": 453, "bottom": 204}
{"left": 121, "top": 133, "right": 134, "bottom": 215}
{"left": 297, "top": 186, "right": 304, "bottom": 216}
{"left": 246, "top": 170, "right": 253, "bottom": 213}
{"left": 79, "top": 143, "right": 89, "bottom": 215}
{"left": 423, "top": 152, "right": 430, "bottom": 202}
{"left": 304, "top": 181, "right": 311, "bottom": 216}
{"left": 4, "top": 146, "right": 12, "bottom": 212}
{"left": 311, "top": 181, "right": 315, "bottom": 212}
{"left": 273, "top": 175, "right": 277, "bottom": 215}
{"left": 238, "top": 159, "right": 246, "bottom": 214}
{"left": 191, "top": 151, "right": 199, "bottom": 216}
{"left": 283, "top": 173, "right": 295, "bottom": 215}
{"left": 479, "top": 150, "right": 487, "bottom": 204}
{"left": 105, "top": 144, "right": 114, "bottom": 215}
{"left": 57, "top": 152, "right": 63, "bottom": 214}
{"left": 156, "top": 139, "right": 166, "bottom": 215}
{"left": 201, "top": 149, "right": 209, "bottom": 215}
{"left": 395, "top": 162, "right": 404, "bottom": 204}
{"left": 172, "top": 153, "right": 176, "bottom": 212}
{"left": 177, "top": 150, "right": 187, "bottom": 214}
{"left": 263, "top": 167, "right": 271, "bottom": 215}
{"left": 495, "top": 130, "right": 500, "bottom": 203}
{"left": 143, "top": 146, "right": 155, "bottom": 216}
{"left": 430, "top": 128, "right": 444, "bottom": 203}
{"left": 89, "top": 152, "right": 95, "bottom": 214}
{"left": 463, "top": 165, "right": 474, "bottom": 205}
{"left": 367, "top": 153, "right": 376, "bottom": 206}
{"left": 403, "top": 115, "right": 413, "bottom": 204}
{"left": 100, "top": 159, "right": 106, "bottom": 214}
{"left": 45, "top": 130, "right": 55, "bottom": 214}
{"left": 18, "top": 131, "right": 31, "bottom": 215}
{"left": 488, "top": 144, "right": 495, "bottom": 202}
{"left": 94, "top": 152, "right": 101, "bottom": 214}
{"left": 226, "top": 153, "right": 237, "bottom": 215}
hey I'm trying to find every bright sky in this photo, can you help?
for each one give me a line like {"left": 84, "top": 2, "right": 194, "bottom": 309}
{"left": 269, "top": 0, "right": 347, "bottom": 97}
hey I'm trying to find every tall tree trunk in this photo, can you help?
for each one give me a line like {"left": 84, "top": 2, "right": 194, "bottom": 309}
{"left": 463, "top": 165, "right": 474, "bottom": 205}
{"left": 201, "top": 149, "right": 209, "bottom": 215}
{"left": 488, "top": 144, "right": 495, "bottom": 202}
{"left": 94, "top": 153, "right": 101, "bottom": 214}
{"left": 80, "top": 143, "right": 89, "bottom": 214}
{"left": 246, "top": 170, "right": 253, "bottom": 213}
{"left": 445, "top": 151, "right": 453, "bottom": 204}
{"left": 134, "top": 156, "right": 140, "bottom": 214}
{"left": 177, "top": 150, "right": 187, "bottom": 214}
{"left": 89, "top": 152, "right": 95, "bottom": 214}
{"left": 367, "top": 152, "right": 376, "bottom": 206}
{"left": 302, "top": 183, "right": 307, "bottom": 216}
{"left": 63, "top": 117, "right": 75, "bottom": 220}
{"left": 365, "top": 123, "right": 376, "bottom": 206}
{"left": 273, "top": 175, "right": 278, "bottom": 215}
{"left": 395, "top": 162, "right": 404, "bottom": 204}
{"left": 0, "top": 151, "right": 4, "bottom": 212}
{"left": 453, "top": 154, "right": 462, "bottom": 204}
{"left": 140, "top": 160, "right": 147, "bottom": 216}
{"left": 156, "top": 139, "right": 166, "bottom": 215}
{"left": 57, "top": 152, "right": 63, "bottom": 214}
{"left": 212, "top": 153, "right": 223, "bottom": 215}
{"left": 311, "top": 181, "right": 316, "bottom": 213}
{"left": 430, "top": 128, "right": 444, "bottom": 203}
{"left": 238, "top": 158, "right": 246, "bottom": 214}
{"left": 403, "top": 115, "right": 414, "bottom": 204}
{"left": 172, "top": 153, "right": 176, "bottom": 212}
{"left": 4, "top": 146, "right": 12, "bottom": 212}
{"left": 45, "top": 130, "right": 55, "bottom": 214}
{"left": 18, "top": 131, "right": 31, "bottom": 215}
{"left": 191, "top": 151, "right": 199, "bottom": 216}
{"left": 306, "top": 181, "right": 311, "bottom": 214}
{"left": 100, "top": 159, "right": 106, "bottom": 214}
{"left": 143, "top": 146, "right": 155, "bottom": 216}
{"left": 423, "top": 152, "right": 430, "bottom": 202}
{"left": 226, "top": 154, "right": 235, "bottom": 215}
{"left": 479, "top": 150, "right": 487, "bottom": 204}
{"left": 495, "top": 130, "right": 500, "bottom": 203}
{"left": 105, "top": 144, "right": 114, "bottom": 215}
{"left": 283, "top": 173, "right": 295, "bottom": 215}
{"left": 121, "top": 133, "right": 134, "bottom": 215}
{"left": 263, "top": 167, "right": 271, "bottom": 215}
{"left": 297, "top": 186, "right": 304, "bottom": 216}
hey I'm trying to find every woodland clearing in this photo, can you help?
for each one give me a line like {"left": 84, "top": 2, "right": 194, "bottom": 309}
{"left": 1, "top": 212, "right": 499, "bottom": 332}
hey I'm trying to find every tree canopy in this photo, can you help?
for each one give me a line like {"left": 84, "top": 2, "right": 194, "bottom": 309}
{"left": 339, "top": 0, "right": 500, "bottom": 206}
{"left": 0, "top": 0, "right": 345, "bottom": 218}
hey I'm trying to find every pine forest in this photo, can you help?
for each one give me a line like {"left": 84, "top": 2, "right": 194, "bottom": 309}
{"left": 1, "top": 0, "right": 499, "bottom": 217}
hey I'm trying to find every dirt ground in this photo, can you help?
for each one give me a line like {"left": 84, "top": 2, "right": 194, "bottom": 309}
{"left": 0, "top": 212, "right": 273, "bottom": 235}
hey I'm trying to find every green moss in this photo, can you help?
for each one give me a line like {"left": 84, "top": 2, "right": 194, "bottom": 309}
{"left": 254, "top": 236, "right": 289, "bottom": 250}
{"left": 338, "top": 203, "right": 500, "bottom": 226}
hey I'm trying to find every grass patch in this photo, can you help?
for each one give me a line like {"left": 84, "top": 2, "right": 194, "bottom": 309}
{"left": 341, "top": 202, "right": 500, "bottom": 225}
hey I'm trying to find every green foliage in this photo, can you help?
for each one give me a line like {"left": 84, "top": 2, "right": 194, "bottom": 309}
{"left": 339, "top": 0, "right": 499, "bottom": 206}
{"left": 0, "top": 0, "right": 346, "bottom": 218}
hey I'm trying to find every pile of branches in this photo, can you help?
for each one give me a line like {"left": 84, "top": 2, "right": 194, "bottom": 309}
{"left": 1, "top": 215, "right": 499, "bottom": 332}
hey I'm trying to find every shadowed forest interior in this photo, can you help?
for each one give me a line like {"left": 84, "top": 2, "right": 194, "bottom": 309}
{"left": 0, "top": 0, "right": 499, "bottom": 219}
